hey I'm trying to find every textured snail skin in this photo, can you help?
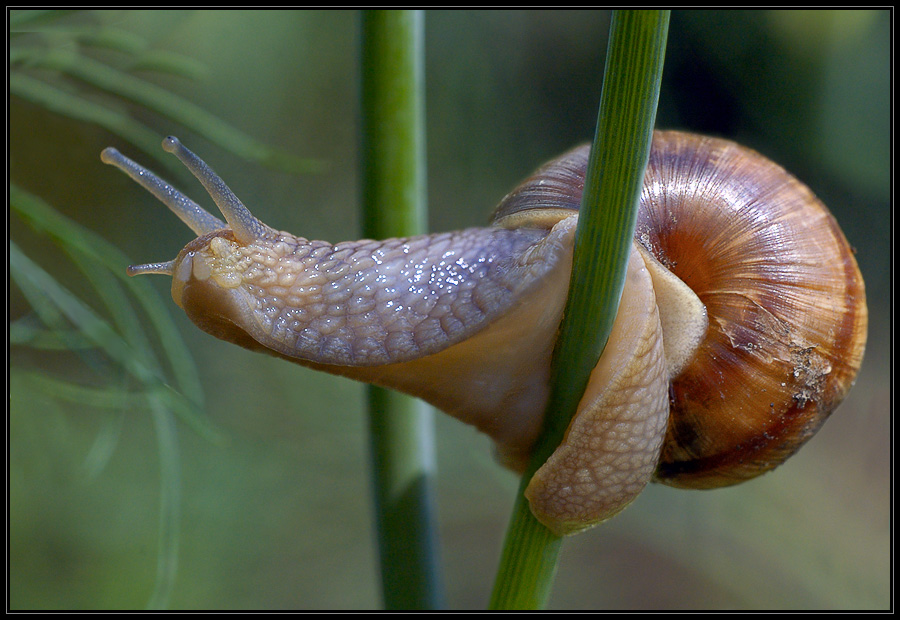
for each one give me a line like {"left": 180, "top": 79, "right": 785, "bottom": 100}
{"left": 524, "top": 244, "right": 670, "bottom": 534}
{"left": 173, "top": 219, "right": 579, "bottom": 466}
{"left": 103, "top": 131, "right": 867, "bottom": 535}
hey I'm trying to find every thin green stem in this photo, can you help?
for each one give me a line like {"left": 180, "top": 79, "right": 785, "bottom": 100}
{"left": 490, "top": 10, "right": 670, "bottom": 609}
{"left": 359, "top": 10, "right": 444, "bottom": 610}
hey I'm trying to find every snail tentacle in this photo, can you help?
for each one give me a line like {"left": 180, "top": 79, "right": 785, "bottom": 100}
{"left": 161, "top": 136, "right": 270, "bottom": 244}
{"left": 100, "top": 147, "right": 225, "bottom": 235}
{"left": 125, "top": 260, "right": 176, "bottom": 277}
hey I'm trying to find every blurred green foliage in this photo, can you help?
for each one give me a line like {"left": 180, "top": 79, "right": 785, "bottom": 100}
{"left": 10, "top": 9, "right": 889, "bottom": 610}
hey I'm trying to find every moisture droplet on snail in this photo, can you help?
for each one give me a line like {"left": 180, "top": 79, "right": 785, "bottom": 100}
{"left": 102, "top": 131, "right": 867, "bottom": 536}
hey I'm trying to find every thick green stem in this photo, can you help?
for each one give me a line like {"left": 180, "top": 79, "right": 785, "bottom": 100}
{"left": 489, "top": 10, "right": 670, "bottom": 609}
{"left": 359, "top": 10, "right": 444, "bottom": 610}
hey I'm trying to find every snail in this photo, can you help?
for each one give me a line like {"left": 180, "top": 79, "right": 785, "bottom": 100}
{"left": 101, "top": 131, "right": 867, "bottom": 536}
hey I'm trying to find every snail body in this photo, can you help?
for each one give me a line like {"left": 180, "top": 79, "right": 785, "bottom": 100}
{"left": 102, "top": 131, "right": 866, "bottom": 535}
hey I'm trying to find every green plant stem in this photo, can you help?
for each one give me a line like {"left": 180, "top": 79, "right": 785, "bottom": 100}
{"left": 359, "top": 10, "right": 443, "bottom": 610}
{"left": 489, "top": 10, "right": 670, "bottom": 609}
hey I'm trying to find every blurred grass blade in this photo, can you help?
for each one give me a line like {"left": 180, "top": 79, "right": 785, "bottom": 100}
{"left": 126, "top": 49, "right": 209, "bottom": 81}
{"left": 145, "top": 395, "right": 182, "bottom": 610}
{"left": 9, "top": 366, "right": 201, "bottom": 428}
{"left": 11, "top": 369, "right": 147, "bottom": 410}
{"left": 10, "top": 183, "right": 208, "bottom": 421}
{"left": 80, "top": 409, "right": 125, "bottom": 481}
{"left": 10, "top": 316, "right": 95, "bottom": 349}
{"left": 10, "top": 72, "right": 168, "bottom": 166}
{"left": 12, "top": 23, "right": 148, "bottom": 56}
{"left": 74, "top": 27, "right": 149, "bottom": 56}
{"left": 31, "top": 48, "right": 323, "bottom": 174}
{"left": 10, "top": 242, "right": 185, "bottom": 608}
{"left": 11, "top": 257, "right": 220, "bottom": 449}
{"left": 9, "top": 9, "right": 74, "bottom": 29}
{"left": 10, "top": 238, "right": 222, "bottom": 445}
{"left": 8, "top": 369, "right": 126, "bottom": 481}
{"left": 11, "top": 240, "right": 161, "bottom": 385}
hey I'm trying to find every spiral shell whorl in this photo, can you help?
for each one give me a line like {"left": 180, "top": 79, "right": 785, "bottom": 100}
{"left": 491, "top": 131, "right": 867, "bottom": 489}
{"left": 639, "top": 132, "right": 867, "bottom": 487}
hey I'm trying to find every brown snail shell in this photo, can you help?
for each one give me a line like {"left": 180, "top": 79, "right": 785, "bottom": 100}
{"left": 494, "top": 130, "right": 868, "bottom": 491}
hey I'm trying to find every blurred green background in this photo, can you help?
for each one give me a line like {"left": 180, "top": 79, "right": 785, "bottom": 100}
{"left": 10, "top": 9, "right": 889, "bottom": 610}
